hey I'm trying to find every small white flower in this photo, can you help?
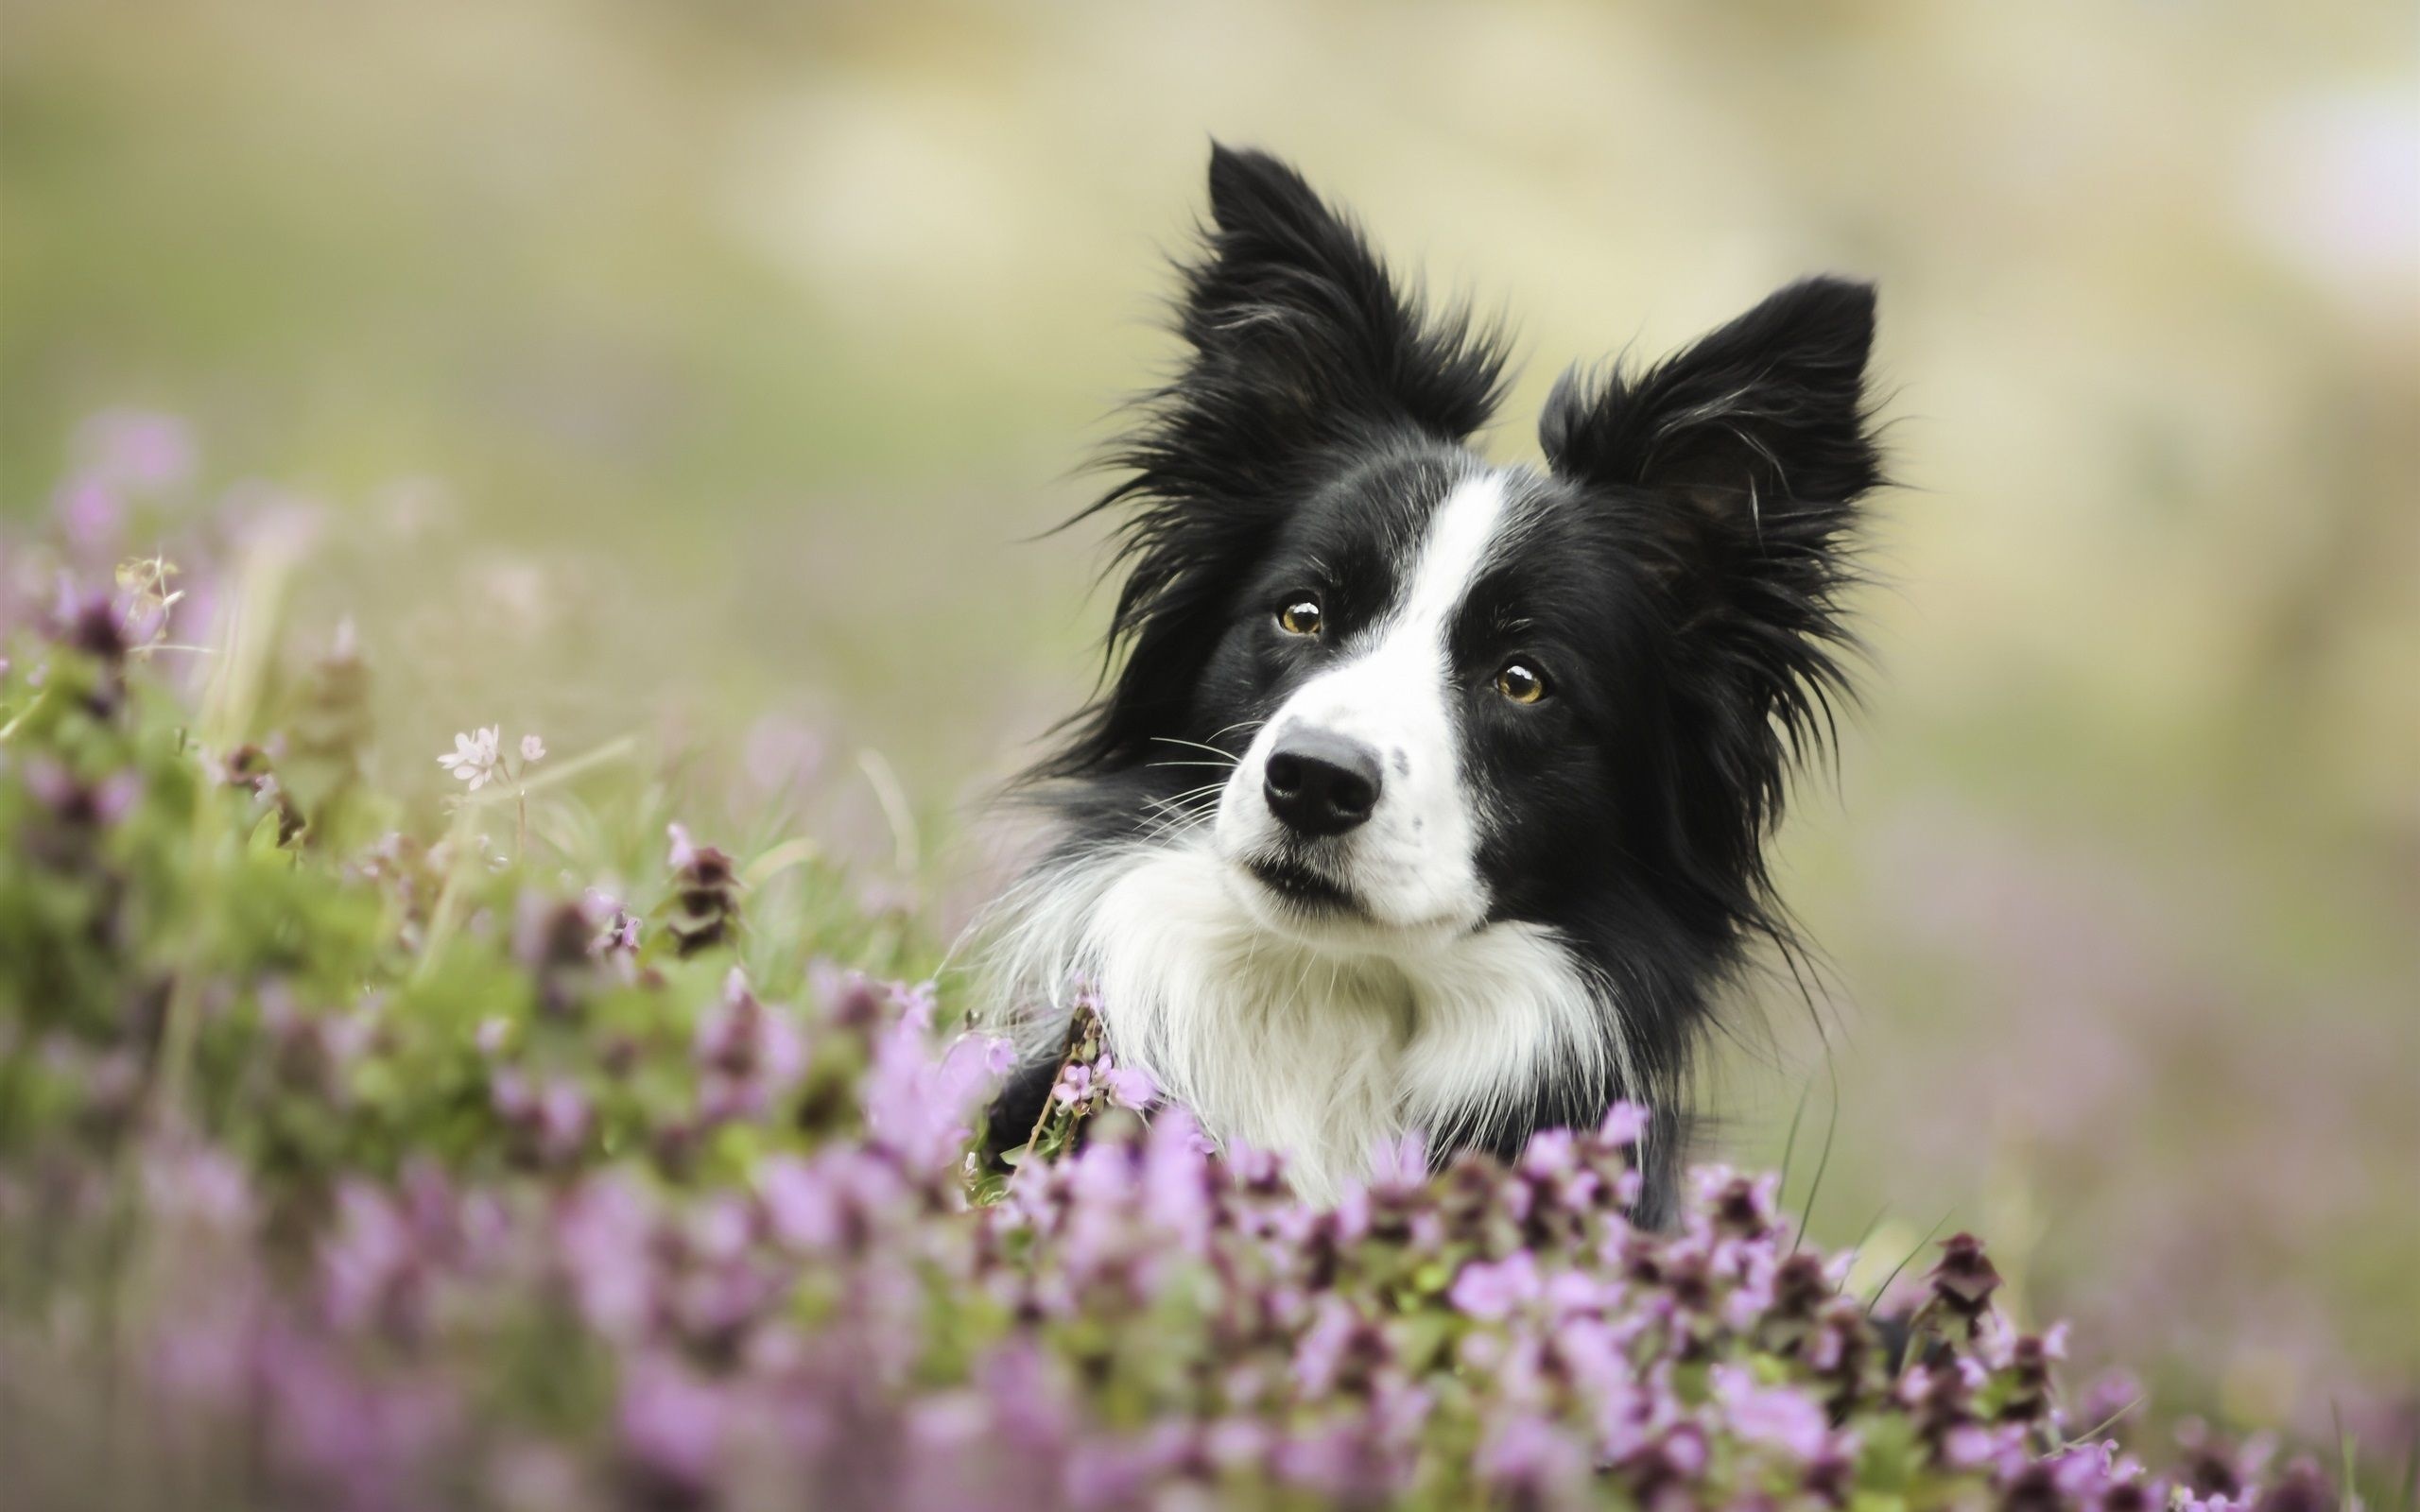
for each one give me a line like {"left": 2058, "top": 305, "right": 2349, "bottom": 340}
{"left": 438, "top": 726, "right": 503, "bottom": 790}
{"left": 519, "top": 733, "right": 546, "bottom": 764}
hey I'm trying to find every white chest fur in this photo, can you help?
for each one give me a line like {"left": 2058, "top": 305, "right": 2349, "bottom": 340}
{"left": 992, "top": 842, "right": 1624, "bottom": 1203}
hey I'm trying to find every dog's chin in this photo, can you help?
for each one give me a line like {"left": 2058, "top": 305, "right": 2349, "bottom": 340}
{"left": 1218, "top": 849, "right": 1471, "bottom": 954}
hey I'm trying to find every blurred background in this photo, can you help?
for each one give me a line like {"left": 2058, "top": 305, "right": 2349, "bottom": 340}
{"left": 4, "top": 0, "right": 2413, "bottom": 1454}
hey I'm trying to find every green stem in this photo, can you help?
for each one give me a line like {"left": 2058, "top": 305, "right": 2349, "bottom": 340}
{"left": 0, "top": 685, "right": 53, "bottom": 744}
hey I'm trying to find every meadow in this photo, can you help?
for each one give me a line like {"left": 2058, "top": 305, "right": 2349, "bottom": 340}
{"left": 3, "top": 1, "right": 2413, "bottom": 1504}
{"left": 0, "top": 484, "right": 2362, "bottom": 1509}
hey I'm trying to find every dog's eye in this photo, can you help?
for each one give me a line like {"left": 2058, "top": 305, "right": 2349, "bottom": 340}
{"left": 1494, "top": 661, "right": 1548, "bottom": 705}
{"left": 1277, "top": 596, "right": 1323, "bottom": 636}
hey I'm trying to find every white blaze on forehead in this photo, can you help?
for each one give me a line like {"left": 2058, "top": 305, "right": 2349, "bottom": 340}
{"left": 1304, "top": 466, "right": 1517, "bottom": 743}
{"left": 1384, "top": 468, "right": 1517, "bottom": 652}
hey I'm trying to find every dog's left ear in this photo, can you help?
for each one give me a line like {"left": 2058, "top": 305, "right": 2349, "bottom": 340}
{"left": 1541, "top": 278, "right": 1883, "bottom": 819}
{"left": 1540, "top": 277, "right": 1881, "bottom": 539}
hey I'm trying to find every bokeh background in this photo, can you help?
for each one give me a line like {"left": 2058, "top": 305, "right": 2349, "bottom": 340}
{"left": 5, "top": 0, "right": 2414, "bottom": 1454}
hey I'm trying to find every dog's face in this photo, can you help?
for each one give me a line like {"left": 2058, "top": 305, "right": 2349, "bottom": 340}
{"left": 1040, "top": 146, "right": 1879, "bottom": 964}
{"left": 1197, "top": 456, "right": 1644, "bottom": 943}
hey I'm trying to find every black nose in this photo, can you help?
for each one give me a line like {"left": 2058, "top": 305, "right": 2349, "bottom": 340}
{"left": 1263, "top": 730, "right": 1383, "bottom": 837}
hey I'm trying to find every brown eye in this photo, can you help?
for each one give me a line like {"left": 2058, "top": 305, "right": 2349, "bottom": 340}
{"left": 1277, "top": 596, "right": 1323, "bottom": 636}
{"left": 1495, "top": 661, "right": 1547, "bottom": 704}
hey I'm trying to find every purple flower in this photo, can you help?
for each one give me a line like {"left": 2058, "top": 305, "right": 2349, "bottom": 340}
{"left": 1051, "top": 1061, "right": 1094, "bottom": 1107}
{"left": 1203, "top": 1417, "right": 1271, "bottom": 1474}
{"left": 1274, "top": 1418, "right": 1402, "bottom": 1503}
{"left": 2075, "top": 1366, "right": 2147, "bottom": 1435}
{"left": 1098, "top": 1057, "right": 1157, "bottom": 1110}
{"left": 1520, "top": 1126, "right": 1581, "bottom": 1179}
{"left": 693, "top": 970, "right": 808, "bottom": 1122}
{"left": 860, "top": 988, "right": 1011, "bottom": 1172}
{"left": 1927, "top": 1231, "right": 2002, "bottom": 1318}
{"left": 1478, "top": 1413, "right": 1590, "bottom": 1506}
{"left": 23, "top": 758, "right": 142, "bottom": 830}
{"left": 757, "top": 1155, "right": 837, "bottom": 1250}
{"left": 553, "top": 1177, "right": 655, "bottom": 1338}
{"left": 763, "top": 1146, "right": 906, "bottom": 1255}
{"left": 258, "top": 1327, "right": 458, "bottom": 1504}
{"left": 1945, "top": 1420, "right": 2030, "bottom": 1471}
{"left": 1063, "top": 1438, "right": 1156, "bottom": 1511}
{"left": 54, "top": 478, "right": 123, "bottom": 555}
{"left": 536, "top": 1079, "right": 591, "bottom": 1162}
{"left": 320, "top": 1183, "right": 416, "bottom": 1333}
{"left": 1598, "top": 1101, "right": 1651, "bottom": 1146}
{"left": 76, "top": 408, "right": 197, "bottom": 490}
{"left": 1292, "top": 1295, "right": 1391, "bottom": 1397}
{"left": 1140, "top": 1108, "right": 1218, "bottom": 1251}
{"left": 142, "top": 1144, "right": 255, "bottom": 1235}
{"left": 1449, "top": 1251, "right": 1543, "bottom": 1321}
{"left": 1712, "top": 1363, "right": 1833, "bottom": 1461}
{"left": 617, "top": 1357, "right": 727, "bottom": 1501}
{"left": 150, "top": 1286, "right": 265, "bottom": 1400}
{"left": 581, "top": 888, "right": 641, "bottom": 954}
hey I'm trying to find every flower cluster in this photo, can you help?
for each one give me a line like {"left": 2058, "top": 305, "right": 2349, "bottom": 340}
{"left": 0, "top": 541, "right": 2346, "bottom": 1512}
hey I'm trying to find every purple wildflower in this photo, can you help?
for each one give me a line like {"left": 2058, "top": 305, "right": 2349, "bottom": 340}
{"left": 1051, "top": 1060, "right": 1094, "bottom": 1107}
{"left": 1713, "top": 1363, "right": 1835, "bottom": 1461}
{"left": 1478, "top": 1412, "right": 1591, "bottom": 1508}
{"left": 693, "top": 969, "right": 807, "bottom": 1122}
{"left": 76, "top": 408, "right": 197, "bottom": 490}
{"left": 1450, "top": 1251, "right": 1544, "bottom": 1321}
{"left": 617, "top": 1356, "right": 727, "bottom": 1503}
{"left": 552, "top": 1177, "right": 656, "bottom": 1339}
{"left": 1098, "top": 1057, "right": 1157, "bottom": 1110}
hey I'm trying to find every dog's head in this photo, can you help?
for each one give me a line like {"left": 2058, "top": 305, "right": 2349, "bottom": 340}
{"left": 1039, "top": 146, "right": 1881, "bottom": 961}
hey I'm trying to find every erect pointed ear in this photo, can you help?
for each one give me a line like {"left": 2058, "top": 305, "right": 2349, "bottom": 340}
{"left": 1539, "top": 277, "right": 1881, "bottom": 526}
{"left": 1173, "top": 144, "right": 1509, "bottom": 447}
{"left": 1540, "top": 279, "right": 1884, "bottom": 842}
{"left": 1040, "top": 148, "right": 1507, "bottom": 781}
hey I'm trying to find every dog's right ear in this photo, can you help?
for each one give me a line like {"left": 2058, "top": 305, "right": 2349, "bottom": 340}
{"left": 1167, "top": 145, "right": 1509, "bottom": 459}
{"left": 1037, "top": 148, "right": 1508, "bottom": 782}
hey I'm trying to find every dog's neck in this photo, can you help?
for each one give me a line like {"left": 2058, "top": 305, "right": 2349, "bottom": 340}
{"left": 991, "top": 839, "right": 1626, "bottom": 1202}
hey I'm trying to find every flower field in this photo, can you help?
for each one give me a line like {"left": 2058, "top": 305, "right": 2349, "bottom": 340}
{"left": 0, "top": 437, "right": 2381, "bottom": 1512}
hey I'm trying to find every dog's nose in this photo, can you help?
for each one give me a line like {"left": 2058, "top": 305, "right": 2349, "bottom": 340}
{"left": 1263, "top": 730, "right": 1383, "bottom": 837}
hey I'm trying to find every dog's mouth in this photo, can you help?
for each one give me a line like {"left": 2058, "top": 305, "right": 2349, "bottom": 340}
{"left": 1239, "top": 852, "right": 1361, "bottom": 915}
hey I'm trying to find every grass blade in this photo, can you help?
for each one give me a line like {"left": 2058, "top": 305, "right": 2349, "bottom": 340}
{"left": 1791, "top": 1051, "right": 1840, "bottom": 1257}
{"left": 1866, "top": 1211, "right": 1949, "bottom": 1315}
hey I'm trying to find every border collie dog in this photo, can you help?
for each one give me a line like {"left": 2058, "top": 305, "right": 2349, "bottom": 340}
{"left": 985, "top": 146, "right": 1883, "bottom": 1222}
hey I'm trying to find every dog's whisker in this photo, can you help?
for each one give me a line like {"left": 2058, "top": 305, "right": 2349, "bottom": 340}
{"left": 1142, "top": 788, "right": 1229, "bottom": 813}
{"left": 1146, "top": 735, "right": 1242, "bottom": 764}
{"left": 1136, "top": 798, "right": 1222, "bottom": 844}
{"left": 1140, "top": 785, "right": 1226, "bottom": 814}
{"left": 1139, "top": 786, "right": 1225, "bottom": 818}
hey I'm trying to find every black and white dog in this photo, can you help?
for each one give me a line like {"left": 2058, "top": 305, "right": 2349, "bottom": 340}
{"left": 984, "top": 146, "right": 1883, "bottom": 1221}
